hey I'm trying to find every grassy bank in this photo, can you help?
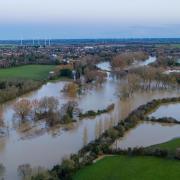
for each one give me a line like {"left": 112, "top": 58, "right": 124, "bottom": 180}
{"left": 31, "top": 97, "right": 180, "bottom": 180}
{"left": 0, "top": 65, "right": 56, "bottom": 103}
{"left": 73, "top": 155, "right": 180, "bottom": 180}
{"left": 148, "top": 138, "right": 180, "bottom": 154}
{"left": 0, "top": 65, "right": 55, "bottom": 80}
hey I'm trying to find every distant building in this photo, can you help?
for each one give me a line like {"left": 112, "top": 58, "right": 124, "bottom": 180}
{"left": 48, "top": 71, "right": 55, "bottom": 79}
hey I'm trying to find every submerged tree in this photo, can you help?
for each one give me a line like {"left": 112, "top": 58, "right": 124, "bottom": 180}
{"left": 0, "top": 106, "right": 4, "bottom": 127}
{"left": 62, "top": 83, "right": 79, "bottom": 97}
{"left": 18, "top": 164, "right": 32, "bottom": 180}
{"left": 13, "top": 99, "right": 32, "bottom": 121}
{"left": 0, "top": 163, "right": 5, "bottom": 179}
{"left": 83, "top": 127, "right": 88, "bottom": 146}
{"left": 38, "top": 96, "right": 59, "bottom": 114}
{"left": 60, "top": 101, "right": 78, "bottom": 123}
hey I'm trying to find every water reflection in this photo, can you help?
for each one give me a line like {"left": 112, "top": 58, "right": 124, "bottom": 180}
{"left": 83, "top": 126, "right": 88, "bottom": 146}
{"left": 149, "top": 103, "right": 180, "bottom": 120}
{"left": 0, "top": 60, "right": 179, "bottom": 179}
{"left": 128, "top": 56, "right": 156, "bottom": 69}
{"left": 0, "top": 163, "right": 5, "bottom": 179}
{"left": 113, "top": 122, "right": 180, "bottom": 149}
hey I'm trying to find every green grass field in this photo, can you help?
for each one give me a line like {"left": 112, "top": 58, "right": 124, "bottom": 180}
{"left": 0, "top": 65, "right": 55, "bottom": 80}
{"left": 148, "top": 138, "right": 180, "bottom": 154}
{"left": 73, "top": 155, "right": 180, "bottom": 180}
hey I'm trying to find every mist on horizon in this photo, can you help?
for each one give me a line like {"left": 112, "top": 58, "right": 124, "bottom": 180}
{"left": 0, "top": 0, "right": 180, "bottom": 39}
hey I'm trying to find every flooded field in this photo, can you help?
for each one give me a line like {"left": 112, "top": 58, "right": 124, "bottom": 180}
{"left": 113, "top": 122, "right": 180, "bottom": 149}
{"left": 0, "top": 58, "right": 179, "bottom": 179}
{"left": 164, "top": 70, "right": 180, "bottom": 74}
{"left": 149, "top": 103, "right": 180, "bottom": 120}
{"left": 129, "top": 56, "right": 156, "bottom": 69}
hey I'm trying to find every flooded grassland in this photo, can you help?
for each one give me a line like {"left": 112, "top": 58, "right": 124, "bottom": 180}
{"left": 0, "top": 57, "right": 180, "bottom": 179}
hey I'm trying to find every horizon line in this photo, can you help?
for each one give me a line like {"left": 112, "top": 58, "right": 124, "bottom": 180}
{"left": 1, "top": 37, "right": 180, "bottom": 41}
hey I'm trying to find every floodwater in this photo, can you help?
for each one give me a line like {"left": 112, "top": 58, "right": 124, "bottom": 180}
{"left": 112, "top": 122, "right": 180, "bottom": 149}
{"left": 97, "top": 61, "right": 111, "bottom": 71}
{"left": 0, "top": 57, "right": 179, "bottom": 179}
{"left": 138, "top": 56, "right": 156, "bottom": 66}
{"left": 129, "top": 56, "right": 156, "bottom": 69}
{"left": 164, "top": 70, "right": 180, "bottom": 74}
{"left": 149, "top": 103, "right": 180, "bottom": 120}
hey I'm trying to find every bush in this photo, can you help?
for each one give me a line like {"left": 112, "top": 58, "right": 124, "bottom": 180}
{"left": 175, "top": 148, "right": 180, "bottom": 159}
{"left": 50, "top": 159, "right": 75, "bottom": 180}
{"left": 106, "top": 128, "right": 119, "bottom": 140}
{"left": 59, "top": 69, "right": 72, "bottom": 78}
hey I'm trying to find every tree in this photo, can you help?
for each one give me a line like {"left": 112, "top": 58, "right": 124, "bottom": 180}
{"left": 39, "top": 97, "right": 59, "bottom": 114}
{"left": 60, "top": 101, "right": 78, "bottom": 123}
{"left": 95, "top": 71, "right": 107, "bottom": 85}
{"left": 83, "top": 127, "right": 88, "bottom": 146}
{"left": 106, "top": 128, "right": 119, "bottom": 139}
{"left": 0, "top": 163, "right": 5, "bottom": 178}
{"left": 120, "top": 83, "right": 131, "bottom": 98}
{"left": 0, "top": 106, "right": 4, "bottom": 127}
{"left": 63, "top": 83, "right": 79, "bottom": 97}
{"left": 13, "top": 99, "right": 32, "bottom": 121}
{"left": 95, "top": 121, "right": 100, "bottom": 139}
{"left": 18, "top": 164, "right": 32, "bottom": 180}
{"left": 112, "top": 51, "right": 148, "bottom": 70}
{"left": 51, "top": 159, "right": 75, "bottom": 180}
{"left": 127, "top": 73, "right": 141, "bottom": 94}
{"left": 175, "top": 148, "right": 180, "bottom": 159}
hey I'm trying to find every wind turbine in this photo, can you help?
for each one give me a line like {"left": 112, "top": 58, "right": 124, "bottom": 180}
{"left": 48, "top": 38, "right": 51, "bottom": 46}
{"left": 38, "top": 38, "right": 40, "bottom": 46}
{"left": 44, "top": 37, "right": 47, "bottom": 46}
{"left": 20, "top": 37, "right": 23, "bottom": 46}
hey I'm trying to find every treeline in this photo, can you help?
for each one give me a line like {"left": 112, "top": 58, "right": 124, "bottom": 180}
{"left": 79, "top": 104, "right": 115, "bottom": 118}
{"left": 13, "top": 97, "right": 78, "bottom": 127}
{"left": 120, "top": 67, "right": 179, "bottom": 98}
{"left": 13, "top": 98, "right": 115, "bottom": 128}
{"left": 75, "top": 55, "right": 107, "bottom": 84}
{"left": 147, "top": 116, "right": 180, "bottom": 124}
{"left": 111, "top": 51, "right": 148, "bottom": 70}
{"left": 109, "top": 145, "right": 180, "bottom": 160}
{"left": 50, "top": 55, "right": 107, "bottom": 85}
{"left": 153, "top": 56, "right": 180, "bottom": 67}
{"left": 31, "top": 96, "right": 180, "bottom": 180}
{"left": 0, "top": 80, "right": 42, "bottom": 104}
{"left": 0, "top": 53, "right": 58, "bottom": 69}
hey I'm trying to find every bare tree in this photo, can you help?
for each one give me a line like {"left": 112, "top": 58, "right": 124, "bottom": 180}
{"left": 13, "top": 99, "right": 32, "bottom": 121}
{"left": 83, "top": 127, "right": 88, "bottom": 146}
{"left": 39, "top": 96, "right": 59, "bottom": 114}
{"left": 18, "top": 164, "right": 32, "bottom": 180}
{"left": 62, "top": 83, "right": 79, "bottom": 97}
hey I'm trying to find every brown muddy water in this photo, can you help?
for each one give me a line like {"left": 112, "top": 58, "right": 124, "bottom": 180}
{"left": 0, "top": 60, "right": 179, "bottom": 179}
{"left": 149, "top": 103, "right": 180, "bottom": 120}
{"left": 112, "top": 122, "right": 180, "bottom": 149}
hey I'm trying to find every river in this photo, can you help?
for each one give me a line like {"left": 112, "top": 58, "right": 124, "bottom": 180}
{"left": 149, "top": 103, "right": 180, "bottom": 120}
{"left": 0, "top": 56, "right": 179, "bottom": 179}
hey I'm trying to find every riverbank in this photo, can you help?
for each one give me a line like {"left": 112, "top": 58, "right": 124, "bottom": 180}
{"left": 0, "top": 59, "right": 179, "bottom": 179}
{"left": 73, "top": 155, "right": 180, "bottom": 180}
{"left": 31, "top": 96, "right": 180, "bottom": 179}
{"left": 0, "top": 65, "right": 57, "bottom": 104}
{"left": 79, "top": 104, "right": 115, "bottom": 118}
{"left": 0, "top": 65, "right": 55, "bottom": 80}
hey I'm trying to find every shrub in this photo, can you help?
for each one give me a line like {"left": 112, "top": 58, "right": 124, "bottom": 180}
{"left": 59, "top": 69, "right": 72, "bottom": 78}
{"left": 175, "top": 148, "right": 180, "bottom": 159}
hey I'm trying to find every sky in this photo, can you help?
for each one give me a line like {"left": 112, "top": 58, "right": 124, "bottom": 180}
{"left": 0, "top": 0, "right": 180, "bottom": 39}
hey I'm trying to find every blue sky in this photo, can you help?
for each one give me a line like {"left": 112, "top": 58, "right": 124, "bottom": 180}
{"left": 0, "top": 0, "right": 180, "bottom": 39}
